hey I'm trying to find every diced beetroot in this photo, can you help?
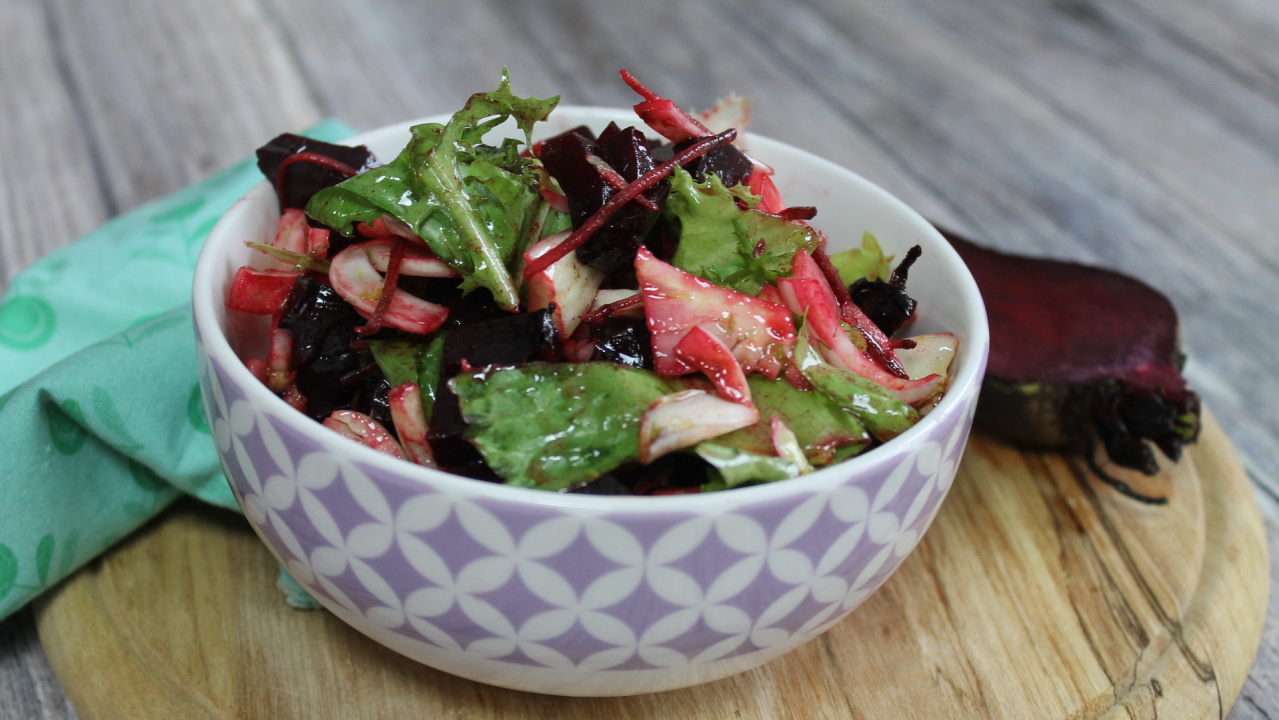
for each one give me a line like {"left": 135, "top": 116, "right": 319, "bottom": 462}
{"left": 849, "top": 245, "right": 921, "bottom": 337}
{"left": 256, "top": 133, "right": 374, "bottom": 211}
{"left": 588, "top": 317, "right": 653, "bottom": 369}
{"left": 226, "top": 266, "right": 299, "bottom": 315}
{"left": 672, "top": 136, "right": 755, "bottom": 188}
{"left": 635, "top": 246, "right": 795, "bottom": 380}
{"left": 537, "top": 126, "right": 668, "bottom": 274}
{"left": 271, "top": 277, "right": 386, "bottom": 426}
{"left": 526, "top": 130, "right": 736, "bottom": 279}
{"left": 428, "top": 308, "right": 557, "bottom": 469}
{"left": 674, "top": 324, "right": 752, "bottom": 404}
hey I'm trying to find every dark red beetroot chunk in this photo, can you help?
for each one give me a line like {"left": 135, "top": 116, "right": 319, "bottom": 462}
{"left": 278, "top": 275, "right": 384, "bottom": 423}
{"left": 538, "top": 126, "right": 669, "bottom": 273}
{"left": 539, "top": 130, "right": 610, "bottom": 221}
{"left": 427, "top": 308, "right": 558, "bottom": 471}
{"left": 849, "top": 245, "right": 920, "bottom": 337}
{"left": 944, "top": 229, "right": 1200, "bottom": 502}
{"left": 589, "top": 317, "right": 655, "bottom": 370}
{"left": 667, "top": 136, "right": 754, "bottom": 189}
{"left": 256, "top": 134, "right": 376, "bottom": 211}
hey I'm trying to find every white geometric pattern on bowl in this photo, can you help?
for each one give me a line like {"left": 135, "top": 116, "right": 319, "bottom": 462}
{"left": 197, "top": 324, "right": 978, "bottom": 695}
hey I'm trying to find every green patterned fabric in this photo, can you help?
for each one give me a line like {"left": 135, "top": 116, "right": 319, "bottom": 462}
{"left": 0, "top": 120, "right": 354, "bottom": 620}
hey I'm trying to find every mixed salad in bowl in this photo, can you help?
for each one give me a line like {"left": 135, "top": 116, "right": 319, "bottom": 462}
{"left": 225, "top": 70, "right": 958, "bottom": 495}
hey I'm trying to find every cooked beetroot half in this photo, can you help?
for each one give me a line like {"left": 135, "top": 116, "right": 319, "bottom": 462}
{"left": 944, "top": 229, "right": 1200, "bottom": 503}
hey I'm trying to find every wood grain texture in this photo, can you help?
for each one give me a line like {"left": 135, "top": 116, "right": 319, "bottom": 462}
{"left": 0, "top": 0, "right": 108, "bottom": 286}
{"left": 2, "top": 0, "right": 1277, "bottom": 717}
{"left": 31, "top": 414, "right": 1266, "bottom": 719}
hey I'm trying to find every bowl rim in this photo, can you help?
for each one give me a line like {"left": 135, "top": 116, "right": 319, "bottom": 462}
{"left": 192, "top": 105, "right": 989, "bottom": 512}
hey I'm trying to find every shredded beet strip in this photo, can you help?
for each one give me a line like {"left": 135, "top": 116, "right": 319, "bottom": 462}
{"left": 811, "top": 246, "right": 852, "bottom": 307}
{"left": 581, "top": 294, "right": 644, "bottom": 325}
{"left": 618, "top": 69, "right": 663, "bottom": 101}
{"left": 812, "top": 246, "right": 908, "bottom": 379}
{"left": 275, "top": 152, "right": 360, "bottom": 198}
{"left": 778, "top": 206, "right": 817, "bottom": 222}
{"left": 524, "top": 129, "right": 738, "bottom": 279}
{"left": 586, "top": 154, "right": 660, "bottom": 211}
{"left": 890, "top": 245, "right": 922, "bottom": 289}
{"left": 337, "top": 362, "right": 380, "bottom": 386}
{"left": 356, "top": 237, "right": 406, "bottom": 336}
{"left": 618, "top": 72, "right": 712, "bottom": 138}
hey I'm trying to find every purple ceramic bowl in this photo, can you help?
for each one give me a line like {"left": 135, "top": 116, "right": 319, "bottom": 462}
{"left": 192, "top": 107, "right": 988, "bottom": 696}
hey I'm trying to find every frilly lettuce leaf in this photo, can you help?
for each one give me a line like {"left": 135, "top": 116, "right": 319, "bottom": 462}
{"left": 828, "top": 232, "right": 893, "bottom": 284}
{"left": 664, "top": 167, "right": 822, "bottom": 296}
{"left": 305, "top": 71, "right": 559, "bottom": 310}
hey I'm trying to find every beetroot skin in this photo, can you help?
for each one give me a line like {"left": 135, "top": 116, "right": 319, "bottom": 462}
{"left": 944, "top": 229, "right": 1200, "bottom": 502}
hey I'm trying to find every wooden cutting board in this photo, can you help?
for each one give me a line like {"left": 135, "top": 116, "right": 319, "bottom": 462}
{"left": 33, "top": 412, "right": 1268, "bottom": 719}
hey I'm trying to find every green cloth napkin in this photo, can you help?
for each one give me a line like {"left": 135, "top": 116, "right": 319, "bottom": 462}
{"left": 0, "top": 119, "right": 353, "bottom": 620}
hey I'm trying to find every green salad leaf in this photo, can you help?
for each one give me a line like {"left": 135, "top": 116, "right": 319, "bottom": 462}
{"left": 704, "top": 375, "right": 869, "bottom": 466}
{"left": 828, "top": 232, "right": 893, "bottom": 284}
{"left": 369, "top": 334, "right": 447, "bottom": 422}
{"left": 794, "top": 327, "right": 917, "bottom": 441}
{"left": 305, "top": 71, "right": 559, "bottom": 310}
{"left": 452, "top": 363, "right": 678, "bottom": 490}
{"left": 697, "top": 443, "right": 803, "bottom": 490}
{"left": 664, "top": 167, "right": 822, "bottom": 295}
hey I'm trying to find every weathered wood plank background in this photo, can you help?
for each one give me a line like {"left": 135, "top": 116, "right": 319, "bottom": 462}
{"left": 1, "top": 0, "right": 1275, "bottom": 717}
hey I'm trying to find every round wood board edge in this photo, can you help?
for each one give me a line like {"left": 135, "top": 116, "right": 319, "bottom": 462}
{"left": 33, "top": 412, "right": 1269, "bottom": 720}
